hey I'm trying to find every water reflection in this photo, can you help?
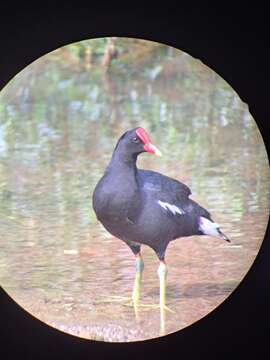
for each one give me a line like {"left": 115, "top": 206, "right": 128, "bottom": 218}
{"left": 0, "top": 43, "right": 269, "bottom": 341}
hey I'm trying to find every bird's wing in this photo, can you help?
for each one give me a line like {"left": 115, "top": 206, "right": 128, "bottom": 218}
{"left": 137, "top": 170, "right": 211, "bottom": 222}
{"left": 137, "top": 169, "right": 191, "bottom": 202}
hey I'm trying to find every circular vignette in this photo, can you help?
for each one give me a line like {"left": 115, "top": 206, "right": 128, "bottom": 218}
{"left": 0, "top": 37, "right": 269, "bottom": 342}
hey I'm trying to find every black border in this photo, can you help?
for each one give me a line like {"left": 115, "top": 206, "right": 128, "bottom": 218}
{"left": 0, "top": 4, "right": 269, "bottom": 360}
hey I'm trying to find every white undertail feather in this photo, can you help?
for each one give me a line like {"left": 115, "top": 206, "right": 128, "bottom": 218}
{"left": 199, "top": 216, "right": 221, "bottom": 237}
{"left": 157, "top": 200, "right": 185, "bottom": 215}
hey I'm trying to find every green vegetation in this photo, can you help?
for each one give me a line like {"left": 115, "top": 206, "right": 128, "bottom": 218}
{"left": 0, "top": 38, "right": 267, "bottom": 234}
{"left": 0, "top": 38, "right": 268, "bottom": 342}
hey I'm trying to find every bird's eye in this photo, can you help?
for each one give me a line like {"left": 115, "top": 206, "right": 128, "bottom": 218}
{"left": 132, "top": 137, "right": 140, "bottom": 143}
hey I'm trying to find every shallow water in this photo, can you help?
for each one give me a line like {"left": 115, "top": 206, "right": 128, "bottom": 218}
{"left": 0, "top": 44, "right": 269, "bottom": 341}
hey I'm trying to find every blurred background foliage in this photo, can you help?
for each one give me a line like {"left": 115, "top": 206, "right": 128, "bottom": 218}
{"left": 0, "top": 37, "right": 269, "bottom": 341}
{"left": 0, "top": 37, "right": 268, "bottom": 226}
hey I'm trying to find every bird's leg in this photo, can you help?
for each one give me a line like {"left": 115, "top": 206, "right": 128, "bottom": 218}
{"left": 95, "top": 250, "right": 144, "bottom": 310}
{"left": 132, "top": 252, "right": 144, "bottom": 318}
{"left": 132, "top": 252, "right": 144, "bottom": 302}
{"left": 158, "top": 260, "right": 168, "bottom": 335}
{"left": 158, "top": 261, "right": 167, "bottom": 308}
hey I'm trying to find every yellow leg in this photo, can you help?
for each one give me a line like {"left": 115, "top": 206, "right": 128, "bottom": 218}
{"left": 95, "top": 253, "right": 144, "bottom": 314}
{"left": 132, "top": 253, "right": 144, "bottom": 319}
{"left": 158, "top": 260, "right": 168, "bottom": 335}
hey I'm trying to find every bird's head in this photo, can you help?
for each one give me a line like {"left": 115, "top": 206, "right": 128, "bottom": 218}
{"left": 114, "top": 127, "right": 162, "bottom": 159}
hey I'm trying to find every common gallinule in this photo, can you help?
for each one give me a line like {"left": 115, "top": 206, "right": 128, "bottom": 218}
{"left": 93, "top": 127, "right": 230, "bottom": 317}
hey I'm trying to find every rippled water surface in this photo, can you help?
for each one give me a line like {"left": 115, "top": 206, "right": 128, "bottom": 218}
{"left": 0, "top": 41, "right": 269, "bottom": 341}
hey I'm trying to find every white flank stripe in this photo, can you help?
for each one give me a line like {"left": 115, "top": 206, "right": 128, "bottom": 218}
{"left": 199, "top": 217, "right": 220, "bottom": 237}
{"left": 157, "top": 200, "right": 185, "bottom": 215}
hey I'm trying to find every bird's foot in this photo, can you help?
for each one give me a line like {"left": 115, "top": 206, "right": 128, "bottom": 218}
{"left": 94, "top": 296, "right": 145, "bottom": 309}
{"left": 94, "top": 297, "right": 174, "bottom": 312}
{"left": 130, "top": 302, "right": 175, "bottom": 313}
{"left": 162, "top": 304, "right": 175, "bottom": 313}
{"left": 109, "top": 295, "right": 131, "bottom": 301}
{"left": 93, "top": 295, "right": 133, "bottom": 305}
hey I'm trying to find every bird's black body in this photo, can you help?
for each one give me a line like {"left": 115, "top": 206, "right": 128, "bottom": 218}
{"left": 93, "top": 128, "right": 229, "bottom": 261}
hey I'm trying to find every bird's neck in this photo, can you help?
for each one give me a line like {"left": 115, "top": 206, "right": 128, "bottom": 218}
{"left": 107, "top": 151, "right": 138, "bottom": 175}
{"left": 104, "top": 151, "right": 140, "bottom": 198}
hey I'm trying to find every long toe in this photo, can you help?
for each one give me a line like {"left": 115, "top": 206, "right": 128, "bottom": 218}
{"left": 94, "top": 295, "right": 132, "bottom": 305}
{"left": 138, "top": 303, "right": 175, "bottom": 313}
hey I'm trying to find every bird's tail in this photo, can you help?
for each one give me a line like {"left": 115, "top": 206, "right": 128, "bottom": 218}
{"left": 199, "top": 216, "right": 231, "bottom": 242}
{"left": 217, "top": 228, "right": 231, "bottom": 243}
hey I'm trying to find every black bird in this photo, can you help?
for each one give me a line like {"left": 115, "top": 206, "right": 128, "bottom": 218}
{"left": 93, "top": 127, "right": 230, "bottom": 314}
